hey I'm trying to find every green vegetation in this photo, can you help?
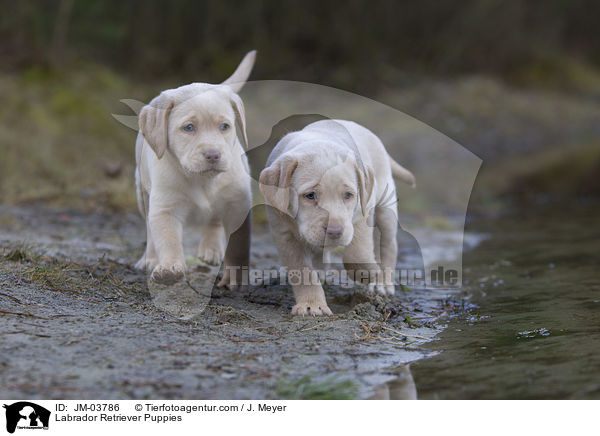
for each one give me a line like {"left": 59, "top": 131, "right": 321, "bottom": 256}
{"left": 276, "top": 374, "right": 358, "bottom": 400}
{"left": 1, "top": 243, "right": 41, "bottom": 263}
{"left": 1, "top": 66, "right": 599, "bottom": 214}
{"left": 504, "top": 143, "right": 600, "bottom": 200}
{"left": 0, "top": 66, "right": 151, "bottom": 211}
{"left": 1, "top": 243, "right": 143, "bottom": 297}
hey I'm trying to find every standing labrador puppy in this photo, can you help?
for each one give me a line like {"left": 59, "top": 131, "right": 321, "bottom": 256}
{"left": 260, "top": 120, "right": 415, "bottom": 315}
{"left": 135, "top": 51, "right": 256, "bottom": 288}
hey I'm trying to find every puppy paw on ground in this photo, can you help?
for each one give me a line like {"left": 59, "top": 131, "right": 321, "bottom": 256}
{"left": 367, "top": 282, "right": 390, "bottom": 295}
{"left": 197, "top": 244, "right": 225, "bottom": 266}
{"left": 291, "top": 302, "right": 333, "bottom": 316}
{"left": 217, "top": 271, "right": 246, "bottom": 291}
{"left": 384, "top": 284, "right": 396, "bottom": 295}
{"left": 151, "top": 263, "right": 186, "bottom": 285}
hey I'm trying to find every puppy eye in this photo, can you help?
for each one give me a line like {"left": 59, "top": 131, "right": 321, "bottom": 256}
{"left": 182, "top": 124, "right": 195, "bottom": 132}
{"left": 219, "top": 123, "right": 230, "bottom": 132}
{"left": 343, "top": 192, "right": 354, "bottom": 200}
{"left": 304, "top": 192, "right": 316, "bottom": 200}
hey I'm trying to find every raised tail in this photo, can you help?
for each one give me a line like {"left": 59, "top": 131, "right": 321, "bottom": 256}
{"left": 221, "top": 50, "right": 257, "bottom": 93}
{"left": 388, "top": 155, "right": 416, "bottom": 188}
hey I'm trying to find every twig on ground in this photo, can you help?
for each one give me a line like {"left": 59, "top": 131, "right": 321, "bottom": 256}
{"left": 298, "top": 323, "right": 324, "bottom": 332}
{"left": 227, "top": 335, "right": 274, "bottom": 343}
{"left": 380, "top": 326, "right": 428, "bottom": 340}
{"left": 0, "top": 309, "right": 49, "bottom": 320}
{"left": 0, "top": 292, "right": 22, "bottom": 304}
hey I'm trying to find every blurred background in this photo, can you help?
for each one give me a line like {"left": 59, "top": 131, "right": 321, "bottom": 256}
{"left": 1, "top": 0, "right": 599, "bottom": 212}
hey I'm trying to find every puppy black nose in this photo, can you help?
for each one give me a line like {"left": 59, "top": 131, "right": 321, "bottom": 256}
{"left": 325, "top": 225, "right": 343, "bottom": 239}
{"left": 204, "top": 150, "right": 221, "bottom": 163}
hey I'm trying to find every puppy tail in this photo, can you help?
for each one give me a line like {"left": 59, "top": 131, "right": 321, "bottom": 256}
{"left": 222, "top": 50, "right": 257, "bottom": 93}
{"left": 389, "top": 155, "right": 416, "bottom": 188}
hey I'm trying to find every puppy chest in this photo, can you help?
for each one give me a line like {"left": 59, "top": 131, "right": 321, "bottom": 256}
{"left": 190, "top": 189, "right": 216, "bottom": 217}
{"left": 189, "top": 183, "right": 244, "bottom": 218}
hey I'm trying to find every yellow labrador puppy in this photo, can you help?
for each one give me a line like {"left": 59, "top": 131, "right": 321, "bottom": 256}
{"left": 260, "top": 120, "right": 415, "bottom": 315}
{"left": 135, "top": 51, "right": 256, "bottom": 287}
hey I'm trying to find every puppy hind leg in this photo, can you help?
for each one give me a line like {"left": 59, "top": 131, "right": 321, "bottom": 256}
{"left": 218, "top": 211, "right": 251, "bottom": 290}
{"left": 136, "top": 222, "right": 158, "bottom": 271}
{"left": 375, "top": 206, "right": 398, "bottom": 295}
{"left": 135, "top": 187, "right": 158, "bottom": 271}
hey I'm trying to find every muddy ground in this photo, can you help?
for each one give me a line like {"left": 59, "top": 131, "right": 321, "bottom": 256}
{"left": 0, "top": 205, "right": 467, "bottom": 399}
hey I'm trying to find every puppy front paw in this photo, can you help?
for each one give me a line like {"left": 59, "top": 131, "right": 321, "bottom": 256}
{"left": 368, "top": 282, "right": 388, "bottom": 295}
{"left": 291, "top": 301, "right": 333, "bottom": 316}
{"left": 135, "top": 254, "right": 158, "bottom": 271}
{"left": 151, "top": 262, "right": 186, "bottom": 285}
{"left": 197, "top": 244, "right": 225, "bottom": 266}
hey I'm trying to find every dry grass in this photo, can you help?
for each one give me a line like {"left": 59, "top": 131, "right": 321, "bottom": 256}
{"left": 1, "top": 245, "right": 144, "bottom": 299}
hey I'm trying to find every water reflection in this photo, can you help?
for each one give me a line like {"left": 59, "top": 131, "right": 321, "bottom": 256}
{"left": 369, "top": 364, "right": 417, "bottom": 400}
{"left": 410, "top": 204, "right": 600, "bottom": 399}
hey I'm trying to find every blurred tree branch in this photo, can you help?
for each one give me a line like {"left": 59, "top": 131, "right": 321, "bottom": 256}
{"left": 50, "top": 0, "right": 74, "bottom": 67}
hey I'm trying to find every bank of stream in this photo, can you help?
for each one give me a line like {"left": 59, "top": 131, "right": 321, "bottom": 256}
{"left": 0, "top": 205, "right": 474, "bottom": 399}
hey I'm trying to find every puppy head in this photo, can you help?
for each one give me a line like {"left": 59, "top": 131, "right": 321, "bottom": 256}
{"left": 260, "top": 150, "right": 374, "bottom": 248}
{"left": 139, "top": 87, "right": 247, "bottom": 175}
{"left": 138, "top": 50, "right": 255, "bottom": 175}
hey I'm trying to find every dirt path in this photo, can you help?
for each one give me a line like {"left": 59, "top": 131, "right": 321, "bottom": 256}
{"left": 0, "top": 206, "right": 461, "bottom": 399}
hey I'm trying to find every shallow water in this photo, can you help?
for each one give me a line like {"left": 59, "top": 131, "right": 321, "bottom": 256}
{"left": 407, "top": 203, "right": 600, "bottom": 399}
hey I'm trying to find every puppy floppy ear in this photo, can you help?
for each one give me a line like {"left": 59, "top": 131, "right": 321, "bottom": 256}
{"left": 230, "top": 93, "right": 248, "bottom": 149}
{"left": 355, "top": 163, "right": 375, "bottom": 217}
{"left": 139, "top": 93, "right": 174, "bottom": 159}
{"left": 259, "top": 156, "right": 299, "bottom": 216}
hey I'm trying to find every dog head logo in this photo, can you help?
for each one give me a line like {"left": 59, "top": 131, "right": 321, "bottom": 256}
{"left": 3, "top": 402, "right": 50, "bottom": 434}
